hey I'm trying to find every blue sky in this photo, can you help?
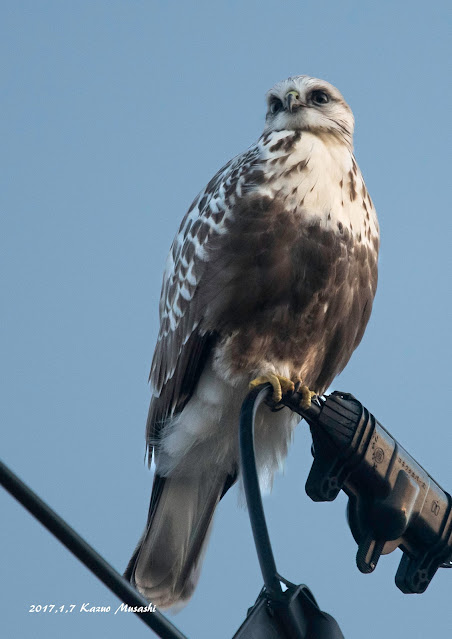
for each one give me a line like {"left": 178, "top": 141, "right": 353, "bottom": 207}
{"left": 1, "top": 2, "right": 451, "bottom": 638}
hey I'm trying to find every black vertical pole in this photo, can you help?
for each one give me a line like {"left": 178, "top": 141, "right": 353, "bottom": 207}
{"left": 239, "top": 384, "right": 283, "bottom": 598}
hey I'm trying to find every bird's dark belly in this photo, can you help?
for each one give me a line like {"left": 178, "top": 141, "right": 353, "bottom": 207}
{"left": 206, "top": 196, "right": 378, "bottom": 392}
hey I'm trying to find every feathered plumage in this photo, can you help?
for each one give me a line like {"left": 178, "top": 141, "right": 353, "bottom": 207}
{"left": 125, "top": 75, "right": 379, "bottom": 608}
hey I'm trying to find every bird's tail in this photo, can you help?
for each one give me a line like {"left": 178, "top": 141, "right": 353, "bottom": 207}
{"left": 125, "top": 470, "right": 230, "bottom": 609}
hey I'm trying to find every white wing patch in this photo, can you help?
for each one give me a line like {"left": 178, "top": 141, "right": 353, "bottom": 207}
{"left": 151, "top": 143, "right": 263, "bottom": 393}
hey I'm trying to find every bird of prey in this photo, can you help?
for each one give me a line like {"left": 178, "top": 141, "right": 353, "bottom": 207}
{"left": 125, "top": 75, "right": 379, "bottom": 609}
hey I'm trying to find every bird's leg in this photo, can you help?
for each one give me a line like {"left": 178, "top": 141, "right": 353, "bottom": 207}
{"left": 292, "top": 377, "right": 316, "bottom": 410}
{"left": 249, "top": 373, "right": 294, "bottom": 403}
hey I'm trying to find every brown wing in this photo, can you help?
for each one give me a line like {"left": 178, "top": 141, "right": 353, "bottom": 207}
{"left": 145, "top": 144, "right": 263, "bottom": 461}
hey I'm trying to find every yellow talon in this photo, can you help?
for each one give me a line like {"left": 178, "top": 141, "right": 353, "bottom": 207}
{"left": 292, "top": 377, "right": 316, "bottom": 410}
{"left": 249, "top": 373, "right": 295, "bottom": 403}
{"left": 299, "top": 385, "right": 316, "bottom": 410}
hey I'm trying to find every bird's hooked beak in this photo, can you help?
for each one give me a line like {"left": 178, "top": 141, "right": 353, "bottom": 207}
{"left": 286, "top": 90, "right": 303, "bottom": 113}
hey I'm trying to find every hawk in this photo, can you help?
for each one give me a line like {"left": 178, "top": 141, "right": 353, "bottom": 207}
{"left": 125, "top": 76, "right": 379, "bottom": 608}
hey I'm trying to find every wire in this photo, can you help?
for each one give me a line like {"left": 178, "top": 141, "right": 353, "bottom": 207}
{"left": 239, "top": 384, "right": 283, "bottom": 599}
{"left": 0, "top": 459, "right": 188, "bottom": 639}
{"left": 238, "top": 386, "right": 345, "bottom": 639}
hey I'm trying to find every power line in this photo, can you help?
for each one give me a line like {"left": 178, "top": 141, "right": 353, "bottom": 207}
{"left": 0, "top": 459, "right": 187, "bottom": 639}
{"left": 2, "top": 385, "right": 451, "bottom": 638}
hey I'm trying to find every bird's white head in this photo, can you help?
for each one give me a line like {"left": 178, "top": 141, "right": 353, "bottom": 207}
{"left": 264, "top": 76, "right": 354, "bottom": 148}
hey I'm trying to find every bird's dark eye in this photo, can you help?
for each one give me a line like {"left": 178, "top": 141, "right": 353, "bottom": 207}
{"left": 310, "top": 90, "right": 330, "bottom": 105}
{"left": 270, "top": 98, "right": 283, "bottom": 114}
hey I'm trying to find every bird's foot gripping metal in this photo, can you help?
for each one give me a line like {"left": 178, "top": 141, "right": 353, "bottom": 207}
{"left": 249, "top": 374, "right": 316, "bottom": 408}
{"left": 292, "top": 379, "right": 317, "bottom": 410}
{"left": 249, "top": 373, "right": 294, "bottom": 403}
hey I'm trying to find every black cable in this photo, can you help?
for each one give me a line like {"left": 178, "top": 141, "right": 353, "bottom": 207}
{"left": 238, "top": 386, "right": 345, "bottom": 639}
{"left": 239, "top": 384, "right": 283, "bottom": 598}
{"left": 0, "top": 459, "right": 188, "bottom": 639}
